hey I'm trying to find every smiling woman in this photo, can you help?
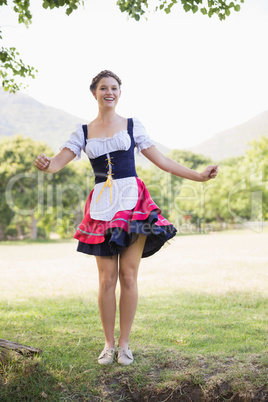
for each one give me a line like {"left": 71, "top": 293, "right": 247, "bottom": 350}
{"left": 34, "top": 69, "right": 218, "bottom": 366}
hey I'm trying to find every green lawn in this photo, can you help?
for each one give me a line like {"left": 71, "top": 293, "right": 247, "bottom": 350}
{"left": 0, "top": 230, "right": 267, "bottom": 401}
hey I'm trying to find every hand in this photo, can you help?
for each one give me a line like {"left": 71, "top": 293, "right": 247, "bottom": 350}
{"left": 200, "top": 165, "right": 219, "bottom": 182}
{"left": 34, "top": 154, "right": 51, "bottom": 171}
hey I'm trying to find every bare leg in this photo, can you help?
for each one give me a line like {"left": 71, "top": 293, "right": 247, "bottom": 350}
{"left": 118, "top": 234, "right": 146, "bottom": 349}
{"left": 96, "top": 255, "right": 118, "bottom": 349}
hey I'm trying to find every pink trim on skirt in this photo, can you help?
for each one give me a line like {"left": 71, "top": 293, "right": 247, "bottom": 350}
{"left": 74, "top": 177, "right": 172, "bottom": 245}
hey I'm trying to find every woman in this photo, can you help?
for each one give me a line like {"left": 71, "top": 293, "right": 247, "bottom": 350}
{"left": 34, "top": 70, "right": 218, "bottom": 366}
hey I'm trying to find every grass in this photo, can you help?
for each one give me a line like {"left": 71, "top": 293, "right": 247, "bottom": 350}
{"left": 0, "top": 238, "right": 73, "bottom": 246}
{"left": 0, "top": 292, "right": 267, "bottom": 401}
{"left": 0, "top": 230, "right": 268, "bottom": 401}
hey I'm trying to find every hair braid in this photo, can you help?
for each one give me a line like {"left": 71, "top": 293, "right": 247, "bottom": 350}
{"left": 90, "top": 70, "right": 122, "bottom": 92}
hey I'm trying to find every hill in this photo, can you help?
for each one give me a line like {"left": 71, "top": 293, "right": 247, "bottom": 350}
{"left": 1, "top": 89, "right": 268, "bottom": 164}
{"left": 0, "top": 88, "right": 87, "bottom": 150}
{"left": 187, "top": 110, "right": 268, "bottom": 161}
{"left": 0, "top": 89, "right": 171, "bottom": 167}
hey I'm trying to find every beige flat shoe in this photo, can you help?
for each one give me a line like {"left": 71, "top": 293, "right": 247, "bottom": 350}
{"left": 98, "top": 347, "right": 115, "bottom": 365}
{"left": 117, "top": 347, "right": 134, "bottom": 366}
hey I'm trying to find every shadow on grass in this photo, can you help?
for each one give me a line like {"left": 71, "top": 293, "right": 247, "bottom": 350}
{"left": 98, "top": 349, "right": 268, "bottom": 401}
{"left": 0, "top": 354, "right": 61, "bottom": 401}
{"left": 0, "top": 291, "right": 267, "bottom": 401}
{"left": 1, "top": 350, "right": 267, "bottom": 401}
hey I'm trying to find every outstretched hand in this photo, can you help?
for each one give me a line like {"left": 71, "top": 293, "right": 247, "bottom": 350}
{"left": 200, "top": 165, "right": 219, "bottom": 182}
{"left": 34, "top": 153, "right": 51, "bottom": 171}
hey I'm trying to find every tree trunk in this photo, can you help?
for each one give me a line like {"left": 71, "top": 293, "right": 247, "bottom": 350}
{"left": 0, "top": 223, "right": 4, "bottom": 240}
{"left": 0, "top": 338, "right": 42, "bottom": 356}
{"left": 30, "top": 212, "right": 38, "bottom": 239}
{"left": 17, "top": 222, "right": 23, "bottom": 238}
{"left": 75, "top": 210, "right": 82, "bottom": 229}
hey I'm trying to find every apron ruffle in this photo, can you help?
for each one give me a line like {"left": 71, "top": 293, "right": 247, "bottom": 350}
{"left": 74, "top": 177, "right": 177, "bottom": 258}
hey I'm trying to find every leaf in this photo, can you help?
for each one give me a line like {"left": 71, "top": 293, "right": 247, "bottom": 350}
{"left": 66, "top": 7, "right": 73, "bottom": 15}
{"left": 200, "top": 7, "right": 207, "bottom": 15}
{"left": 42, "top": 1, "right": 49, "bottom": 10}
{"left": 183, "top": 4, "right": 191, "bottom": 12}
{"left": 208, "top": 8, "right": 213, "bottom": 18}
{"left": 234, "top": 5, "right": 240, "bottom": 11}
{"left": 192, "top": 5, "right": 198, "bottom": 13}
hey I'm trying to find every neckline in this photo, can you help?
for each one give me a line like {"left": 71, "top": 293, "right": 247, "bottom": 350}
{"left": 84, "top": 118, "right": 131, "bottom": 142}
{"left": 86, "top": 130, "right": 128, "bottom": 142}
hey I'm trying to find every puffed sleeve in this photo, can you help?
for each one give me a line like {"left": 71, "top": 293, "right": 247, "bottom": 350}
{"left": 133, "top": 117, "right": 156, "bottom": 153}
{"left": 59, "top": 124, "right": 85, "bottom": 161}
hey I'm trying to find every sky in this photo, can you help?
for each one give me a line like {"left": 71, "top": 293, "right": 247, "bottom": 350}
{"left": 2, "top": 0, "right": 268, "bottom": 149}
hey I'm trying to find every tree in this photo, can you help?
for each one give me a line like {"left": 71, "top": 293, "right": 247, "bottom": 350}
{"left": 244, "top": 136, "right": 268, "bottom": 220}
{"left": 137, "top": 150, "right": 213, "bottom": 228}
{"left": 162, "top": 150, "right": 212, "bottom": 225}
{"left": 0, "top": 135, "right": 52, "bottom": 239}
{"left": 0, "top": 135, "right": 90, "bottom": 240}
{"left": 1, "top": 0, "right": 244, "bottom": 92}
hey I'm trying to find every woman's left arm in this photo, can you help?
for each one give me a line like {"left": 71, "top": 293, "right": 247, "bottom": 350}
{"left": 141, "top": 146, "right": 218, "bottom": 182}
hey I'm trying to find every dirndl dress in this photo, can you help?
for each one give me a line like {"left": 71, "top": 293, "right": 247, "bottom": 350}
{"left": 61, "top": 118, "right": 177, "bottom": 258}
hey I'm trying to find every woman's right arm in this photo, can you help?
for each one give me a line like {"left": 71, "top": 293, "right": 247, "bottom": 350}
{"left": 34, "top": 148, "right": 76, "bottom": 173}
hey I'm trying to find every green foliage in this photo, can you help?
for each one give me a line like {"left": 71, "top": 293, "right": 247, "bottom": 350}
{"left": 137, "top": 139, "right": 267, "bottom": 231}
{"left": 167, "top": 149, "right": 212, "bottom": 169}
{"left": 0, "top": 135, "right": 51, "bottom": 239}
{"left": 42, "top": 0, "right": 84, "bottom": 16}
{"left": 1, "top": 134, "right": 267, "bottom": 240}
{"left": 0, "top": 46, "right": 37, "bottom": 93}
{"left": 244, "top": 136, "right": 268, "bottom": 220}
{"left": 0, "top": 0, "right": 84, "bottom": 91}
{"left": 12, "top": 0, "right": 32, "bottom": 25}
{"left": 245, "top": 135, "right": 268, "bottom": 180}
{"left": 117, "top": 0, "right": 244, "bottom": 21}
{"left": 0, "top": 135, "right": 93, "bottom": 240}
{"left": 116, "top": 0, "right": 149, "bottom": 21}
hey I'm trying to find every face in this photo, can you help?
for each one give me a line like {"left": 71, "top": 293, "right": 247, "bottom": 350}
{"left": 93, "top": 77, "right": 121, "bottom": 108}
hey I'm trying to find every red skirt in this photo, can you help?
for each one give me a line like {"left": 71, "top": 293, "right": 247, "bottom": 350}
{"left": 75, "top": 177, "right": 177, "bottom": 258}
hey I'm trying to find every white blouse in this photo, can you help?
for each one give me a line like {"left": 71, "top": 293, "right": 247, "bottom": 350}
{"left": 60, "top": 118, "right": 155, "bottom": 221}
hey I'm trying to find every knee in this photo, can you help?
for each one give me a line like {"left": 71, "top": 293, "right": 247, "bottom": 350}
{"left": 99, "top": 275, "right": 117, "bottom": 292}
{"left": 119, "top": 269, "right": 137, "bottom": 290}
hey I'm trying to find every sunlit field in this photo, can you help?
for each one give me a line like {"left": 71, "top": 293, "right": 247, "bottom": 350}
{"left": 1, "top": 229, "right": 267, "bottom": 299}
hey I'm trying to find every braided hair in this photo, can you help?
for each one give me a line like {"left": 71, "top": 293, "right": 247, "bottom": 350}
{"left": 90, "top": 70, "right": 122, "bottom": 92}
